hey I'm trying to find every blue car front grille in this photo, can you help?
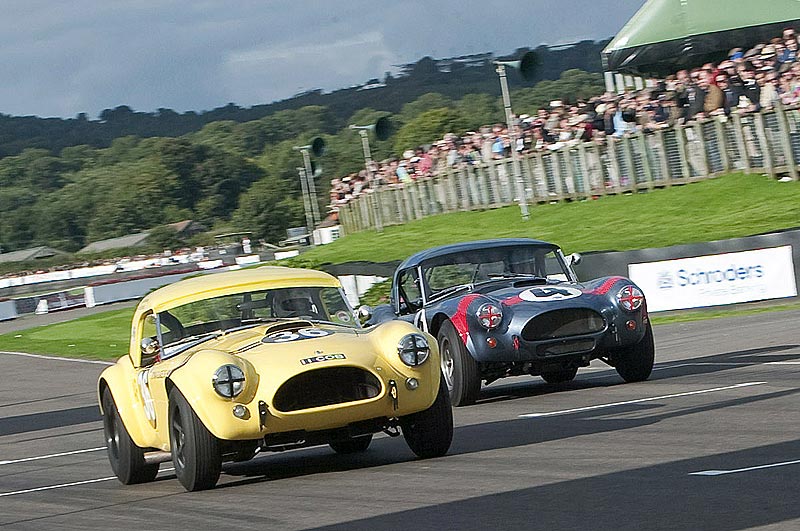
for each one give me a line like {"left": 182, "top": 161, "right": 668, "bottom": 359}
{"left": 521, "top": 308, "right": 605, "bottom": 342}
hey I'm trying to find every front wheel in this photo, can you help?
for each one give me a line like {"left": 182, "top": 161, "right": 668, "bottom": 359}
{"left": 437, "top": 320, "right": 481, "bottom": 406}
{"left": 169, "top": 388, "right": 222, "bottom": 491}
{"left": 612, "top": 322, "right": 655, "bottom": 382}
{"left": 329, "top": 434, "right": 373, "bottom": 454}
{"left": 400, "top": 376, "right": 453, "bottom": 459}
{"left": 101, "top": 388, "right": 159, "bottom": 484}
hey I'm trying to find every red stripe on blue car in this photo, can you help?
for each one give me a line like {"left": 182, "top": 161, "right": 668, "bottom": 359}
{"left": 451, "top": 294, "right": 481, "bottom": 344}
{"left": 584, "top": 276, "right": 626, "bottom": 295}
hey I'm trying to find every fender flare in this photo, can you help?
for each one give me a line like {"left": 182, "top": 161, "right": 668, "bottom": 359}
{"left": 98, "top": 359, "right": 158, "bottom": 449}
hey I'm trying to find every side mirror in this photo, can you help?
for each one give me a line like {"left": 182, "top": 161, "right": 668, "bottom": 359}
{"left": 568, "top": 253, "right": 582, "bottom": 267}
{"left": 141, "top": 337, "right": 161, "bottom": 366}
{"left": 357, "top": 305, "right": 373, "bottom": 325}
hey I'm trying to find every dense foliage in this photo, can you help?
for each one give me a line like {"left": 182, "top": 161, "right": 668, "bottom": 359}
{"left": 0, "top": 63, "right": 606, "bottom": 254}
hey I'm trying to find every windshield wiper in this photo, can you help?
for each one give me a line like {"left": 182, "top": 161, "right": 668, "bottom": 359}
{"left": 427, "top": 283, "right": 472, "bottom": 304}
{"left": 487, "top": 273, "right": 546, "bottom": 279}
{"left": 166, "top": 330, "right": 223, "bottom": 347}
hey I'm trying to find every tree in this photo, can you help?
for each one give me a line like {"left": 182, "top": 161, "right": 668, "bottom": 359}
{"left": 456, "top": 94, "right": 502, "bottom": 130}
{"left": 393, "top": 108, "right": 468, "bottom": 154}
{"left": 398, "top": 93, "right": 453, "bottom": 123}
{"left": 231, "top": 178, "right": 304, "bottom": 243}
{"left": 146, "top": 225, "right": 183, "bottom": 251}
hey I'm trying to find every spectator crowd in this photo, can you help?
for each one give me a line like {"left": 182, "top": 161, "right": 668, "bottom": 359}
{"left": 330, "top": 28, "right": 800, "bottom": 211}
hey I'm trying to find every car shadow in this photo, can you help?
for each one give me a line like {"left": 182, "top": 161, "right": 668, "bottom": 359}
{"left": 475, "top": 343, "right": 800, "bottom": 405}
{"left": 302, "top": 436, "right": 800, "bottom": 531}
{"left": 221, "top": 386, "right": 800, "bottom": 487}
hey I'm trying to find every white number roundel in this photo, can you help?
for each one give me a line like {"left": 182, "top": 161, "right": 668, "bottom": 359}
{"left": 518, "top": 286, "right": 582, "bottom": 302}
{"left": 263, "top": 328, "right": 332, "bottom": 343}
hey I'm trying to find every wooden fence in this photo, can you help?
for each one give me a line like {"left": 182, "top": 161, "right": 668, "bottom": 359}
{"left": 339, "top": 103, "right": 800, "bottom": 234}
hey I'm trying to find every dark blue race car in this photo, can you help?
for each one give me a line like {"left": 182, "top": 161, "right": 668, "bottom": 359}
{"left": 371, "top": 239, "right": 655, "bottom": 406}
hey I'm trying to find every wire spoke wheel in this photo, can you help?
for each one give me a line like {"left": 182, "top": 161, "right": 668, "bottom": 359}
{"left": 439, "top": 337, "right": 455, "bottom": 392}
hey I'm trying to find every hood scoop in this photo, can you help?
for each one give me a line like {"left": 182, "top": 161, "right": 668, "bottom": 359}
{"left": 512, "top": 278, "right": 548, "bottom": 288}
{"left": 262, "top": 320, "right": 315, "bottom": 335}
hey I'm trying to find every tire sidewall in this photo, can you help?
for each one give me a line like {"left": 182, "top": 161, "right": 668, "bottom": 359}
{"left": 401, "top": 376, "right": 454, "bottom": 458}
{"left": 614, "top": 322, "right": 655, "bottom": 382}
{"left": 437, "top": 321, "right": 480, "bottom": 406}
{"left": 102, "top": 387, "right": 156, "bottom": 484}
{"left": 168, "top": 388, "right": 221, "bottom": 491}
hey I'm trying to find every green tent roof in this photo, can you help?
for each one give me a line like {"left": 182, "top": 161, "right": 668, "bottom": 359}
{"left": 603, "top": 0, "right": 800, "bottom": 73}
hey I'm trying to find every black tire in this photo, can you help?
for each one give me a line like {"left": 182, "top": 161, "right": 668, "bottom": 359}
{"left": 400, "top": 376, "right": 453, "bottom": 459}
{"left": 329, "top": 434, "right": 373, "bottom": 454}
{"left": 540, "top": 366, "right": 579, "bottom": 384}
{"left": 437, "top": 320, "right": 481, "bottom": 406}
{"left": 168, "top": 388, "right": 222, "bottom": 491}
{"left": 101, "top": 387, "right": 159, "bottom": 485}
{"left": 612, "top": 322, "right": 656, "bottom": 382}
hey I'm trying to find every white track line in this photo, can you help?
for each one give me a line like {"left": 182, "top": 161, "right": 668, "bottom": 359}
{"left": 0, "top": 351, "right": 113, "bottom": 365}
{"left": 518, "top": 382, "right": 767, "bottom": 418}
{"left": 0, "top": 447, "right": 107, "bottom": 465}
{"left": 0, "top": 467, "right": 175, "bottom": 498}
{"left": 0, "top": 476, "right": 118, "bottom": 497}
{"left": 690, "top": 459, "right": 800, "bottom": 476}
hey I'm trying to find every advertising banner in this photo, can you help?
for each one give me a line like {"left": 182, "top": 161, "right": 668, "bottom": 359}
{"left": 628, "top": 246, "right": 797, "bottom": 312}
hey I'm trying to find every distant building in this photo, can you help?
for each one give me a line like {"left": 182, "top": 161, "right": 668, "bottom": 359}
{"left": 0, "top": 246, "right": 69, "bottom": 263}
{"left": 78, "top": 233, "right": 150, "bottom": 254}
{"left": 77, "top": 220, "right": 206, "bottom": 254}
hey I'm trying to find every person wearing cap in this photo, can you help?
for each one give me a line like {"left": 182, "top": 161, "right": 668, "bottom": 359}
{"left": 759, "top": 45, "right": 778, "bottom": 71}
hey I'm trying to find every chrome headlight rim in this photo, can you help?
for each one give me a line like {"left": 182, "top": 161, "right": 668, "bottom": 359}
{"left": 212, "top": 364, "right": 246, "bottom": 398}
{"left": 616, "top": 285, "right": 644, "bottom": 312}
{"left": 476, "top": 302, "right": 503, "bottom": 329}
{"left": 397, "top": 333, "right": 431, "bottom": 367}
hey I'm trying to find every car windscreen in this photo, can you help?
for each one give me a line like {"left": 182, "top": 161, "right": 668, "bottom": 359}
{"left": 157, "top": 286, "right": 357, "bottom": 346}
{"left": 421, "top": 245, "right": 567, "bottom": 299}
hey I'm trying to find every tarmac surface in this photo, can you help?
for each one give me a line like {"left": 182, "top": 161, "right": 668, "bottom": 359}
{"left": 1, "top": 309, "right": 799, "bottom": 530}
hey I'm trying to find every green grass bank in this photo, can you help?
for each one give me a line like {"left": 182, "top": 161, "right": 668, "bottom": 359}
{"left": 300, "top": 173, "right": 799, "bottom": 264}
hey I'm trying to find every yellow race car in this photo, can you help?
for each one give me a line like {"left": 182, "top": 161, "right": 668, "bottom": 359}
{"left": 98, "top": 266, "right": 452, "bottom": 491}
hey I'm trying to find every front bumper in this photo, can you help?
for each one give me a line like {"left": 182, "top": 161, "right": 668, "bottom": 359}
{"left": 191, "top": 361, "right": 440, "bottom": 442}
{"left": 468, "top": 307, "right": 647, "bottom": 363}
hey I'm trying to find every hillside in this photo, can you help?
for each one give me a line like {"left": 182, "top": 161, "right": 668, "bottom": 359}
{"left": 0, "top": 41, "right": 607, "bottom": 158}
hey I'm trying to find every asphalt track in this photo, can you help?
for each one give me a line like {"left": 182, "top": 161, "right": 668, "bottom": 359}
{"left": 1, "top": 310, "right": 799, "bottom": 530}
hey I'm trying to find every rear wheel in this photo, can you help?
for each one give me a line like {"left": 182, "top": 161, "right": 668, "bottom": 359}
{"left": 329, "top": 434, "right": 373, "bottom": 454}
{"left": 540, "top": 366, "right": 579, "bottom": 384}
{"left": 401, "top": 376, "right": 453, "bottom": 458}
{"left": 169, "top": 388, "right": 222, "bottom": 491}
{"left": 612, "top": 322, "right": 655, "bottom": 382}
{"left": 437, "top": 320, "right": 481, "bottom": 406}
{"left": 101, "top": 387, "right": 159, "bottom": 485}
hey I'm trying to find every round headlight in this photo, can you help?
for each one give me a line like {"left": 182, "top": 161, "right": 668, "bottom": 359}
{"left": 476, "top": 303, "right": 503, "bottom": 329}
{"left": 397, "top": 334, "right": 430, "bottom": 366}
{"left": 212, "top": 364, "right": 245, "bottom": 398}
{"left": 617, "top": 285, "right": 644, "bottom": 312}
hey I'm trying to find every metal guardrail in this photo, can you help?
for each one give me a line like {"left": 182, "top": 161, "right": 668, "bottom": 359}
{"left": 339, "top": 104, "right": 799, "bottom": 234}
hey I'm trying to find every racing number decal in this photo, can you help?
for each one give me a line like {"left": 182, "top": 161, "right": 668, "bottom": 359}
{"left": 262, "top": 328, "right": 332, "bottom": 344}
{"left": 518, "top": 286, "right": 582, "bottom": 302}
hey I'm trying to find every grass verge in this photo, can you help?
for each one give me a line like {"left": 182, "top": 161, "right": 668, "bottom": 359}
{"left": 300, "top": 173, "right": 800, "bottom": 264}
{"left": 0, "top": 307, "right": 134, "bottom": 360}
